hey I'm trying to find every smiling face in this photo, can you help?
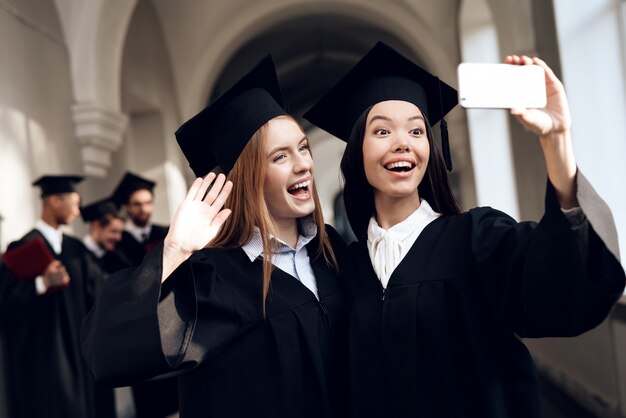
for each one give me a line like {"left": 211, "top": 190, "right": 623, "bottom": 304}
{"left": 263, "top": 116, "right": 316, "bottom": 226}
{"left": 363, "top": 100, "right": 430, "bottom": 203}
{"left": 94, "top": 216, "right": 124, "bottom": 252}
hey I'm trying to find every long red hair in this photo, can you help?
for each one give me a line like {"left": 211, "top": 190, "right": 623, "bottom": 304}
{"left": 209, "top": 115, "right": 338, "bottom": 316}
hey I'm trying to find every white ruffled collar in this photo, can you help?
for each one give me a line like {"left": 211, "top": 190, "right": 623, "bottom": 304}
{"left": 366, "top": 199, "right": 441, "bottom": 288}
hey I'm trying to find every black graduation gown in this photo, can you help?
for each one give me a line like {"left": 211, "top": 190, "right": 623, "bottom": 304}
{"left": 344, "top": 175, "right": 625, "bottom": 418}
{"left": 99, "top": 249, "right": 134, "bottom": 275}
{"left": 117, "top": 224, "right": 169, "bottom": 266}
{"left": 84, "top": 241, "right": 135, "bottom": 276}
{"left": 113, "top": 223, "right": 178, "bottom": 417}
{"left": 82, "top": 226, "right": 348, "bottom": 418}
{"left": 0, "top": 230, "right": 114, "bottom": 418}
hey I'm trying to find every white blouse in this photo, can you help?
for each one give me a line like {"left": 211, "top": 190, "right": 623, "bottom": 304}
{"left": 367, "top": 200, "right": 441, "bottom": 289}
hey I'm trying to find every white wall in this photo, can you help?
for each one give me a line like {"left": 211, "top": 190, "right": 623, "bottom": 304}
{"left": 0, "top": 0, "right": 78, "bottom": 251}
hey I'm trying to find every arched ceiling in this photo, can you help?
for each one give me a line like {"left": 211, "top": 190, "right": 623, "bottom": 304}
{"left": 149, "top": 0, "right": 464, "bottom": 119}
{"left": 209, "top": 13, "right": 425, "bottom": 118}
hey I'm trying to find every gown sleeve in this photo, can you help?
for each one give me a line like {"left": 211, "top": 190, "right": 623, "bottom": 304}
{"left": 470, "top": 170, "right": 625, "bottom": 338}
{"left": 81, "top": 244, "right": 240, "bottom": 387}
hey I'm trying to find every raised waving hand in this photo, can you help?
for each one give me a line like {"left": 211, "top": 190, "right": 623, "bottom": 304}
{"left": 162, "top": 173, "right": 233, "bottom": 282}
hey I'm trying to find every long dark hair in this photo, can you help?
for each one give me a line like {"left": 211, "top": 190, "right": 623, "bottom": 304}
{"left": 340, "top": 105, "right": 460, "bottom": 240}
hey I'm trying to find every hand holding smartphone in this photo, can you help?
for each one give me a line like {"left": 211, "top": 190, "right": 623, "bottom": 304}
{"left": 457, "top": 63, "right": 546, "bottom": 109}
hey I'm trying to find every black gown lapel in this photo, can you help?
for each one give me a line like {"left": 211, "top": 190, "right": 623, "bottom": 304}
{"left": 387, "top": 216, "right": 448, "bottom": 286}
{"left": 355, "top": 215, "right": 450, "bottom": 290}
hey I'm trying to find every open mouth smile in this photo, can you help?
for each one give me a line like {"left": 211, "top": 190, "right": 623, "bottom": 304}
{"left": 384, "top": 160, "right": 416, "bottom": 173}
{"left": 287, "top": 179, "right": 311, "bottom": 197}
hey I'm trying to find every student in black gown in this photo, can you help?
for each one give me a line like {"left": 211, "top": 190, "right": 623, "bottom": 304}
{"left": 0, "top": 176, "right": 114, "bottom": 418}
{"left": 112, "top": 172, "right": 169, "bottom": 266}
{"left": 82, "top": 55, "right": 347, "bottom": 418}
{"left": 109, "top": 173, "right": 179, "bottom": 418}
{"left": 81, "top": 198, "right": 134, "bottom": 274}
{"left": 304, "top": 42, "right": 626, "bottom": 418}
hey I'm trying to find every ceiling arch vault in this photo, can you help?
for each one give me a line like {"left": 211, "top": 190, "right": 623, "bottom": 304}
{"left": 167, "top": 0, "right": 461, "bottom": 119}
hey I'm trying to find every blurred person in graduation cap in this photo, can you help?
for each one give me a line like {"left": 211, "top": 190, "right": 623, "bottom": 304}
{"left": 81, "top": 195, "right": 175, "bottom": 418}
{"left": 0, "top": 175, "right": 114, "bottom": 418}
{"left": 81, "top": 198, "right": 133, "bottom": 274}
{"left": 109, "top": 176, "right": 179, "bottom": 418}
{"left": 82, "top": 54, "right": 348, "bottom": 418}
{"left": 110, "top": 173, "right": 178, "bottom": 418}
{"left": 112, "top": 171, "right": 169, "bottom": 266}
{"left": 304, "top": 42, "right": 626, "bottom": 418}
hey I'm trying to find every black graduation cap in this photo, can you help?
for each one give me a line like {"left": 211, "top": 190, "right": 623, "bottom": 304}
{"left": 175, "top": 55, "right": 287, "bottom": 176}
{"left": 80, "top": 198, "right": 120, "bottom": 223}
{"left": 303, "top": 42, "right": 458, "bottom": 171}
{"left": 32, "top": 175, "right": 84, "bottom": 197}
{"left": 111, "top": 172, "right": 156, "bottom": 206}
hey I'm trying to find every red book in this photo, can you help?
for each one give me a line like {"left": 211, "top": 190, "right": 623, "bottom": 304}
{"left": 2, "top": 236, "right": 55, "bottom": 281}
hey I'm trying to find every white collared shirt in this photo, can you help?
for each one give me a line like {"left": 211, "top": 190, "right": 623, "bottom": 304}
{"left": 125, "top": 220, "right": 152, "bottom": 243}
{"left": 35, "top": 219, "right": 63, "bottom": 254}
{"left": 367, "top": 199, "right": 441, "bottom": 289}
{"left": 242, "top": 217, "right": 319, "bottom": 299}
{"left": 83, "top": 234, "right": 105, "bottom": 258}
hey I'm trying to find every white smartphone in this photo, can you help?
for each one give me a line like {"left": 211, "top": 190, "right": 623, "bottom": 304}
{"left": 457, "top": 63, "right": 546, "bottom": 109}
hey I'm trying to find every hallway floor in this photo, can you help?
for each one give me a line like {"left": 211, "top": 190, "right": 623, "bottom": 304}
{"left": 539, "top": 374, "right": 598, "bottom": 418}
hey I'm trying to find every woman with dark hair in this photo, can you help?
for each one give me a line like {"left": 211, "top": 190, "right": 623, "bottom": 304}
{"left": 340, "top": 103, "right": 460, "bottom": 236}
{"left": 82, "top": 56, "right": 347, "bottom": 418}
{"left": 304, "top": 42, "right": 625, "bottom": 418}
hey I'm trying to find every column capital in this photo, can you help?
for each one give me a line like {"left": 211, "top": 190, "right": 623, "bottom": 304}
{"left": 72, "top": 102, "right": 128, "bottom": 177}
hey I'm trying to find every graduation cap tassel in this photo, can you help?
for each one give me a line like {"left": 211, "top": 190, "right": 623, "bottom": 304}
{"left": 440, "top": 118, "right": 452, "bottom": 172}
{"left": 436, "top": 76, "right": 453, "bottom": 172}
